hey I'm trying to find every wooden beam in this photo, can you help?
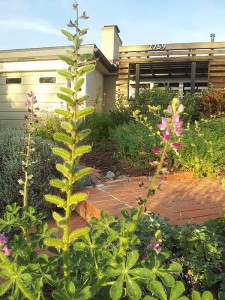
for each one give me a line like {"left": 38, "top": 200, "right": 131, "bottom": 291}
{"left": 191, "top": 62, "right": 196, "bottom": 94}
{"left": 135, "top": 64, "right": 140, "bottom": 95}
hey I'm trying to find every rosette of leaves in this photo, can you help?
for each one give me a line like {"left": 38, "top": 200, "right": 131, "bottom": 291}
{"left": 44, "top": 1, "right": 95, "bottom": 286}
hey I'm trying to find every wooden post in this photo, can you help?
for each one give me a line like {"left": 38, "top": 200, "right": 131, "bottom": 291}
{"left": 191, "top": 62, "right": 196, "bottom": 94}
{"left": 135, "top": 63, "right": 140, "bottom": 95}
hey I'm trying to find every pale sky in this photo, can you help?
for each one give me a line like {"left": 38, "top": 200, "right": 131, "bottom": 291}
{"left": 0, "top": 0, "right": 224, "bottom": 51}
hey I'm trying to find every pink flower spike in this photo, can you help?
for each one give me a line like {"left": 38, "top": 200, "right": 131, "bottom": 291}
{"left": 177, "top": 104, "right": 184, "bottom": 113}
{"left": 2, "top": 244, "right": 12, "bottom": 256}
{"left": 171, "top": 143, "right": 181, "bottom": 150}
{"left": 152, "top": 147, "right": 162, "bottom": 155}
{"left": 25, "top": 100, "right": 31, "bottom": 108}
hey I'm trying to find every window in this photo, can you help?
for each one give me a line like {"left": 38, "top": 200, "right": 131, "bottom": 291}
{"left": 6, "top": 78, "right": 22, "bottom": 84}
{"left": 39, "top": 77, "right": 56, "bottom": 83}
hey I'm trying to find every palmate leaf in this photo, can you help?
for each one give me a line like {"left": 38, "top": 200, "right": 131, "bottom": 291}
{"left": 126, "top": 251, "right": 139, "bottom": 269}
{"left": 69, "top": 192, "right": 88, "bottom": 205}
{"left": 78, "top": 64, "right": 95, "bottom": 76}
{"left": 50, "top": 179, "right": 68, "bottom": 191}
{"left": 45, "top": 195, "right": 65, "bottom": 208}
{"left": 58, "top": 70, "right": 73, "bottom": 80}
{"left": 53, "top": 147, "right": 71, "bottom": 160}
{"left": 76, "top": 286, "right": 95, "bottom": 300}
{"left": 74, "top": 78, "right": 85, "bottom": 91}
{"left": 126, "top": 274, "right": 142, "bottom": 300}
{"left": 76, "top": 107, "right": 95, "bottom": 120}
{"left": 54, "top": 133, "right": 73, "bottom": 146}
{"left": 149, "top": 281, "right": 167, "bottom": 300}
{"left": 57, "top": 92, "right": 74, "bottom": 106}
{"left": 45, "top": 238, "right": 64, "bottom": 249}
{"left": 61, "top": 29, "right": 74, "bottom": 41}
{"left": 73, "top": 167, "right": 92, "bottom": 181}
{"left": 75, "top": 145, "right": 92, "bottom": 157}
{"left": 170, "top": 281, "right": 185, "bottom": 300}
{"left": 55, "top": 108, "right": 72, "bottom": 118}
{"left": 157, "top": 271, "right": 175, "bottom": 287}
{"left": 69, "top": 227, "right": 89, "bottom": 242}
{"left": 59, "top": 55, "right": 73, "bottom": 65}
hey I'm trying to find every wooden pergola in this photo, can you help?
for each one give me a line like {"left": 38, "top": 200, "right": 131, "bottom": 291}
{"left": 117, "top": 42, "right": 225, "bottom": 98}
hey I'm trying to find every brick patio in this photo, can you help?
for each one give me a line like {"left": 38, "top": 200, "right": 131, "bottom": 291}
{"left": 75, "top": 173, "right": 225, "bottom": 226}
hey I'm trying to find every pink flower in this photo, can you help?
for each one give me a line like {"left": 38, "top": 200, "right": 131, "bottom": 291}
{"left": 167, "top": 105, "right": 173, "bottom": 114}
{"left": 2, "top": 244, "right": 12, "bottom": 256}
{"left": 157, "top": 117, "right": 168, "bottom": 131}
{"left": 32, "top": 96, "right": 37, "bottom": 104}
{"left": 25, "top": 100, "right": 31, "bottom": 108}
{"left": 177, "top": 104, "right": 184, "bottom": 113}
{"left": 28, "top": 91, "right": 34, "bottom": 97}
{"left": 171, "top": 143, "right": 181, "bottom": 150}
{"left": 0, "top": 232, "right": 9, "bottom": 244}
{"left": 152, "top": 147, "right": 162, "bottom": 155}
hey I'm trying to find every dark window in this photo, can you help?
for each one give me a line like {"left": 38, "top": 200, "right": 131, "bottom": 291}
{"left": 6, "top": 78, "right": 22, "bottom": 84}
{"left": 39, "top": 77, "right": 56, "bottom": 83}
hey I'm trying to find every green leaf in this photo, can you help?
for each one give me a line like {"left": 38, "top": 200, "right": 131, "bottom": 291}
{"left": 60, "top": 87, "right": 73, "bottom": 96}
{"left": 44, "top": 238, "right": 64, "bottom": 249}
{"left": 61, "top": 121, "right": 74, "bottom": 132}
{"left": 74, "top": 167, "right": 92, "bottom": 181}
{"left": 58, "top": 55, "right": 73, "bottom": 65}
{"left": 106, "top": 266, "right": 122, "bottom": 277}
{"left": 149, "top": 281, "right": 167, "bottom": 300}
{"left": 126, "top": 251, "right": 139, "bottom": 269}
{"left": 157, "top": 271, "right": 175, "bottom": 287}
{"left": 144, "top": 297, "right": 157, "bottom": 300}
{"left": 73, "top": 241, "right": 88, "bottom": 251}
{"left": 167, "top": 262, "right": 183, "bottom": 273}
{"left": 57, "top": 92, "right": 74, "bottom": 106}
{"left": 202, "top": 291, "right": 214, "bottom": 300}
{"left": 56, "top": 164, "right": 70, "bottom": 178}
{"left": 50, "top": 179, "right": 68, "bottom": 190}
{"left": 126, "top": 274, "right": 142, "bottom": 300}
{"left": 77, "top": 95, "right": 89, "bottom": 104}
{"left": 110, "top": 274, "right": 124, "bottom": 300}
{"left": 61, "top": 29, "right": 74, "bottom": 41}
{"left": 0, "top": 280, "right": 12, "bottom": 296}
{"left": 77, "top": 286, "right": 95, "bottom": 300}
{"left": 76, "top": 107, "right": 95, "bottom": 120}
{"left": 58, "top": 218, "right": 68, "bottom": 228}
{"left": 65, "top": 281, "right": 76, "bottom": 298}
{"left": 58, "top": 69, "right": 73, "bottom": 79}
{"left": 69, "top": 192, "right": 88, "bottom": 205}
{"left": 53, "top": 148, "right": 71, "bottom": 160}
{"left": 54, "top": 133, "right": 73, "bottom": 146}
{"left": 170, "top": 281, "right": 185, "bottom": 300}
{"left": 129, "top": 268, "right": 155, "bottom": 280}
{"left": 78, "top": 64, "right": 95, "bottom": 76}
{"left": 45, "top": 194, "right": 65, "bottom": 208}
{"left": 69, "top": 228, "right": 89, "bottom": 242}
{"left": 52, "top": 289, "right": 69, "bottom": 300}
{"left": 55, "top": 108, "right": 72, "bottom": 118}
{"left": 192, "top": 291, "right": 201, "bottom": 300}
{"left": 75, "top": 145, "right": 92, "bottom": 157}
{"left": 80, "top": 53, "right": 93, "bottom": 60}
{"left": 77, "top": 129, "right": 91, "bottom": 141}
{"left": 75, "top": 78, "right": 85, "bottom": 91}
{"left": 52, "top": 211, "right": 63, "bottom": 223}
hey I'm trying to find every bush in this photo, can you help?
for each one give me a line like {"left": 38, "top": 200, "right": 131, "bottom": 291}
{"left": 200, "top": 89, "right": 225, "bottom": 118}
{"left": 172, "top": 118, "right": 225, "bottom": 177}
{"left": 0, "top": 128, "right": 91, "bottom": 217}
{"left": 111, "top": 121, "right": 160, "bottom": 169}
{"left": 34, "top": 113, "right": 64, "bottom": 140}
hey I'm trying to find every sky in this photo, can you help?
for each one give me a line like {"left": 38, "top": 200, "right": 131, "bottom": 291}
{"left": 0, "top": 0, "right": 225, "bottom": 51}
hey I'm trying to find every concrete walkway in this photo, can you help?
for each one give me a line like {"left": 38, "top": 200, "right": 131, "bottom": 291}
{"left": 75, "top": 173, "right": 225, "bottom": 226}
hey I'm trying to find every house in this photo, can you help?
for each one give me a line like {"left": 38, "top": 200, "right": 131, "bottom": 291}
{"left": 0, "top": 25, "right": 121, "bottom": 127}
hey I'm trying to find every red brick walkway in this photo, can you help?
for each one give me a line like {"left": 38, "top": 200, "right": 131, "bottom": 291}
{"left": 76, "top": 174, "right": 225, "bottom": 226}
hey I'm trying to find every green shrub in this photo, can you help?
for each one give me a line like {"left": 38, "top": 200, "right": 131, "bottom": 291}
{"left": 34, "top": 113, "right": 64, "bottom": 140}
{"left": 0, "top": 128, "right": 91, "bottom": 217}
{"left": 78, "top": 111, "right": 115, "bottom": 142}
{"left": 172, "top": 118, "right": 225, "bottom": 177}
{"left": 109, "top": 108, "right": 133, "bottom": 127}
{"left": 111, "top": 121, "right": 160, "bottom": 169}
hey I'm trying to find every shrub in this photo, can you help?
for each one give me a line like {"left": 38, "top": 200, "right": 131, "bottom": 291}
{"left": 109, "top": 108, "right": 133, "bottom": 127}
{"left": 172, "top": 118, "right": 225, "bottom": 177}
{"left": 111, "top": 121, "right": 160, "bottom": 169}
{"left": 200, "top": 89, "right": 225, "bottom": 118}
{"left": 34, "top": 113, "right": 64, "bottom": 140}
{"left": 0, "top": 128, "right": 91, "bottom": 217}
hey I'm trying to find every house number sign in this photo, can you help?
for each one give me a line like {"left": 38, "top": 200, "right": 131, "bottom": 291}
{"left": 149, "top": 44, "right": 166, "bottom": 50}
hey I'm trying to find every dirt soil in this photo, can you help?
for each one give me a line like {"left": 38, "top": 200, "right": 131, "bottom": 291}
{"left": 80, "top": 149, "right": 150, "bottom": 185}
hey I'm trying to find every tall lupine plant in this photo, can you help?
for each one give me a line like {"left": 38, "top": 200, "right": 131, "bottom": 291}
{"left": 19, "top": 91, "right": 39, "bottom": 209}
{"left": 118, "top": 98, "right": 184, "bottom": 254}
{"left": 44, "top": 1, "right": 95, "bottom": 283}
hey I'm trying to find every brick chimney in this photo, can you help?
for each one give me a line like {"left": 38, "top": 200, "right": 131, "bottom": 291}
{"left": 101, "top": 25, "right": 122, "bottom": 64}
